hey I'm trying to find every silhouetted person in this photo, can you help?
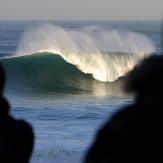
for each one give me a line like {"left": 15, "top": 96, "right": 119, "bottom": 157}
{"left": 84, "top": 55, "right": 163, "bottom": 163}
{"left": 0, "top": 63, "right": 34, "bottom": 163}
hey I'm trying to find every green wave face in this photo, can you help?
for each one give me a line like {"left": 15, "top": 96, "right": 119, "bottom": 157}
{"left": 1, "top": 53, "right": 95, "bottom": 93}
{"left": 1, "top": 52, "right": 126, "bottom": 96}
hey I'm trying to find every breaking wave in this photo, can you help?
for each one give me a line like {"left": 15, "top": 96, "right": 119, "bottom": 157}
{"left": 15, "top": 24, "right": 154, "bottom": 82}
{"left": 0, "top": 24, "right": 155, "bottom": 95}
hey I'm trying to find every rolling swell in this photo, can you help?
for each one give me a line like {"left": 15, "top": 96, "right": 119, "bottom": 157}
{"left": 1, "top": 52, "right": 97, "bottom": 94}
{"left": 1, "top": 52, "right": 128, "bottom": 96}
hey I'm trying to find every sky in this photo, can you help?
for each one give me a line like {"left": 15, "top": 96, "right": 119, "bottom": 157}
{"left": 0, "top": 0, "right": 163, "bottom": 20}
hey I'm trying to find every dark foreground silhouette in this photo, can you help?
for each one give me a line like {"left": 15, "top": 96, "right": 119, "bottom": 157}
{"left": 84, "top": 55, "right": 163, "bottom": 163}
{"left": 0, "top": 63, "right": 34, "bottom": 163}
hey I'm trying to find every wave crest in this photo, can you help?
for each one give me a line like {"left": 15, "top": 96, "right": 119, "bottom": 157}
{"left": 16, "top": 24, "right": 155, "bottom": 82}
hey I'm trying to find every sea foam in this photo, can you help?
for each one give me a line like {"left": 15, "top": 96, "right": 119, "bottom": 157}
{"left": 16, "top": 24, "right": 155, "bottom": 82}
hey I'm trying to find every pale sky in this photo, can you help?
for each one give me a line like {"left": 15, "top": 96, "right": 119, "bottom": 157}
{"left": 0, "top": 0, "right": 163, "bottom": 20}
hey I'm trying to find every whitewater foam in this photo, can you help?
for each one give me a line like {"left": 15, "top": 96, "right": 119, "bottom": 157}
{"left": 16, "top": 24, "right": 155, "bottom": 82}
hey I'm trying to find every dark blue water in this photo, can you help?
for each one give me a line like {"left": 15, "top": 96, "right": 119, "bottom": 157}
{"left": 0, "top": 20, "right": 161, "bottom": 163}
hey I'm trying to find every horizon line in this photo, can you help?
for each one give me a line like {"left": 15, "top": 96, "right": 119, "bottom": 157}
{"left": 0, "top": 19, "right": 161, "bottom": 22}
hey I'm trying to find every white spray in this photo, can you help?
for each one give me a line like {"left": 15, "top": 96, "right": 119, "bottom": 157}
{"left": 16, "top": 24, "right": 155, "bottom": 82}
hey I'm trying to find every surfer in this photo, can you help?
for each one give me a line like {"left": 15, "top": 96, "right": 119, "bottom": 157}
{"left": 0, "top": 63, "right": 34, "bottom": 163}
{"left": 84, "top": 55, "right": 163, "bottom": 163}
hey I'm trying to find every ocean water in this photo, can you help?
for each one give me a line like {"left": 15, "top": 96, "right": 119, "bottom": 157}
{"left": 0, "top": 20, "right": 161, "bottom": 163}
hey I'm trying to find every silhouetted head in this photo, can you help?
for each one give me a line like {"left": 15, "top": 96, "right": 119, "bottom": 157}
{"left": 125, "top": 55, "right": 163, "bottom": 105}
{"left": 0, "top": 63, "right": 5, "bottom": 94}
{"left": 0, "top": 63, "right": 9, "bottom": 115}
